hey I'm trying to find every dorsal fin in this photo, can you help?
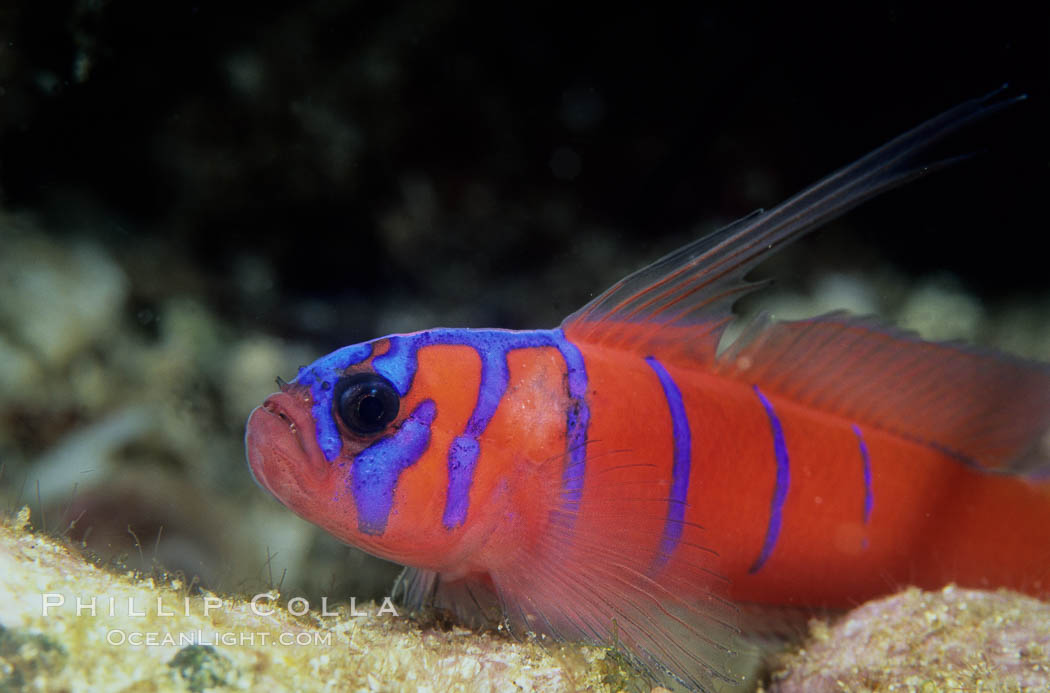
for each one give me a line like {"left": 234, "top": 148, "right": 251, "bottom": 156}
{"left": 716, "top": 312, "right": 1050, "bottom": 472}
{"left": 562, "top": 86, "right": 1026, "bottom": 364}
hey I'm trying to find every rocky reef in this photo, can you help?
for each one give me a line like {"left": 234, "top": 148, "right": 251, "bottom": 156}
{"left": 769, "top": 586, "right": 1050, "bottom": 692}
{"left": 0, "top": 509, "right": 638, "bottom": 692}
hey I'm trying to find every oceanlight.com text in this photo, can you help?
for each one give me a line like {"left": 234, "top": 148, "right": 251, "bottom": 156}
{"left": 105, "top": 629, "right": 333, "bottom": 647}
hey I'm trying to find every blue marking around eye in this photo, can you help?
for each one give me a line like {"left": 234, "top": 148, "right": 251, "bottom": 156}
{"left": 371, "top": 333, "right": 426, "bottom": 396}
{"left": 749, "top": 385, "right": 790, "bottom": 574}
{"left": 352, "top": 399, "right": 436, "bottom": 535}
{"left": 644, "top": 356, "right": 691, "bottom": 574}
{"left": 293, "top": 342, "right": 373, "bottom": 461}
{"left": 852, "top": 424, "right": 874, "bottom": 524}
{"left": 371, "top": 327, "right": 590, "bottom": 529}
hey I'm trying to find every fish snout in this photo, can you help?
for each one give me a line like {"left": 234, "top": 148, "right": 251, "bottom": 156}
{"left": 245, "top": 392, "right": 330, "bottom": 498}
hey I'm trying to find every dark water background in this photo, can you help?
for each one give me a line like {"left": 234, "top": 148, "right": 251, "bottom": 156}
{"left": 0, "top": 3, "right": 1046, "bottom": 606}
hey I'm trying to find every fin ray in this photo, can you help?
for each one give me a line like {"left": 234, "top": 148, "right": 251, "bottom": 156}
{"left": 562, "top": 86, "right": 1024, "bottom": 366}
{"left": 717, "top": 312, "right": 1050, "bottom": 471}
{"left": 398, "top": 497, "right": 745, "bottom": 689}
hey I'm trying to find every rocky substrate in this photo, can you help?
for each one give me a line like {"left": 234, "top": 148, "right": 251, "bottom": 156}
{"left": 0, "top": 510, "right": 638, "bottom": 692}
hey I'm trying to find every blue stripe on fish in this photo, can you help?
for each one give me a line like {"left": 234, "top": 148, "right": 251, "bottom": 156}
{"left": 293, "top": 342, "right": 374, "bottom": 462}
{"left": 749, "top": 385, "right": 790, "bottom": 574}
{"left": 852, "top": 423, "right": 874, "bottom": 524}
{"left": 352, "top": 399, "right": 436, "bottom": 535}
{"left": 372, "top": 328, "right": 589, "bottom": 529}
{"left": 644, "top": 356, "right": 692, "bottom": 574}
{"left": 444, "top": 435, "right": 481, "bottom": 527}
{"left": 551, "top": 331, "right": 589, "bottom": 515}
{"left": 442, "top": 346, "right": 510, "bottom": 527}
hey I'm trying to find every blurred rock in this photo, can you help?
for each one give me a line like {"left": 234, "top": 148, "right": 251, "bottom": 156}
{"left": 768, "top": 586, "right": 1050, "bottom": 692}
{"left": 0, "top": 216, "right": 128, "bottom": 370}
{"left": 0, "top": 334, "right": 43, "bottom": 396}
{"left": 991, "top": 297, "right": 1050, "bottom": 361}
{"left": 896, "top": 276, "right": 986, "bottom": 342}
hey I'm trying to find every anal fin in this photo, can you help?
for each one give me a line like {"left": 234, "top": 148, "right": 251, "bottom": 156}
{"left": 495, "top": 461, "right": 751, "bottom": 691}
{"left": 394, "top": 566, "right": 503, "bottom": 631}
{"left": 396, "top": 495, "right": 752, "bottom": 690}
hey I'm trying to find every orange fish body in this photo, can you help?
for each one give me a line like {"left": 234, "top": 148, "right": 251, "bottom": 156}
{"left": 246, "top": 87, "right": 1050, "bottom": 688}
{"left": 565, "top": 329, "right": 1050, "bottom": 607}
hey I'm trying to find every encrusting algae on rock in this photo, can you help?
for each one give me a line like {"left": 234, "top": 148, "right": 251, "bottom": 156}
{"left": 766, "top": 585, "right": 1050, "bottom": 692}
{"left": 0, "top": 508, "right": 643, "bottom": 692}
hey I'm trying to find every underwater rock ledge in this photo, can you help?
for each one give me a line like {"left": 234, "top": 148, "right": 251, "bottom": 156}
{"left": 0, "top": 509, "right": 638, "bottom": 692}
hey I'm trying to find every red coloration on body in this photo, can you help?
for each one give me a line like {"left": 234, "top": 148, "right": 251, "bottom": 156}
{"left": 246, "top": 88, "right": 1050, "bottom": 690}
{"left": 566, "top": 323, "right": 1050, "bottom": 607}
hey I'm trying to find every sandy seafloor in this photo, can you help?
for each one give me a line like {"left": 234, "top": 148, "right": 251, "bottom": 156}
{"left": 1, "top": 3, "right": 1048, "bottom": 692}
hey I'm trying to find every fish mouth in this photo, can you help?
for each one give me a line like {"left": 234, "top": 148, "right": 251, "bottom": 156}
{"left": 261, "top": 394, "right": 309, "bottom": 453}
{"left": 245, "top": 391, "right": 328, "bottom": 497}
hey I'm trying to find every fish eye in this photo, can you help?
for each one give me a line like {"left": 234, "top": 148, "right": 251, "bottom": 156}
{"left": 334, "top": 373, "right": 401, "bottom": 435}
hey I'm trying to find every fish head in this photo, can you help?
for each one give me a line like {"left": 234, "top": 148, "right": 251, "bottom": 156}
{"left": 245, "top": 336, "right": 493, "bottom": 570}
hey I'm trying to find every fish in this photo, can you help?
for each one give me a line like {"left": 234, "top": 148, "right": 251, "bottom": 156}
{"left": 245, "top": 86, "right": 1050, "bottom": 690}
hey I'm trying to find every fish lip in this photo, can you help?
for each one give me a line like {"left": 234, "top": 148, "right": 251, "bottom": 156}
{"left": 246, "top": 390, "right": 328, "bottom": 493}
{"left": 260, "top": 393, "right": 310, "bottom": 456}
